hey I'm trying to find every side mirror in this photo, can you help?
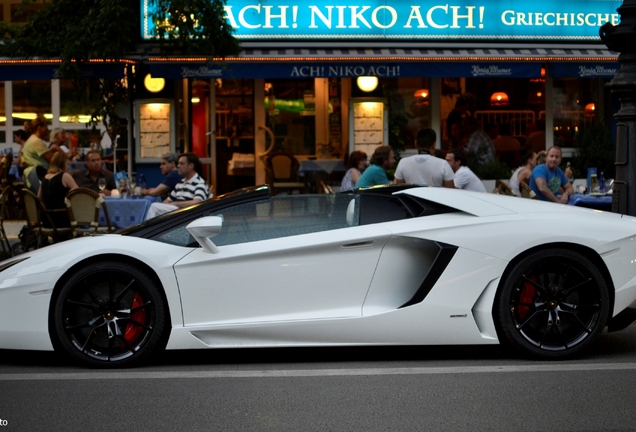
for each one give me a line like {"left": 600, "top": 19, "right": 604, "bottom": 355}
{"left": 186, "top": 216, "right": 223, "bottom": 254}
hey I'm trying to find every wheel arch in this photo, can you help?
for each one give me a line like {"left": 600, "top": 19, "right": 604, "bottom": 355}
{"left": 47, "top": 253, "right": 173, "bottom": 348}
{"left": 492, "top": 242, "right": 615, "bottom": 330}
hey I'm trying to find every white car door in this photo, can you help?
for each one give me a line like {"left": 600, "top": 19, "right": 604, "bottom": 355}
{"left": 174, "top": 195, "right": 392, "bottom": 326}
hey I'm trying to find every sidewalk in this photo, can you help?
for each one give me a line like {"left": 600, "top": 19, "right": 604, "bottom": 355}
{"left": 4, "top": 220, "right": 25, "bottom": 248}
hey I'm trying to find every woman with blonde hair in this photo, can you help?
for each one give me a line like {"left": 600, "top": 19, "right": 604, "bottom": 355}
{"left": 536, "top": 150, "right": 547, "bottom": 166}
{"left": 38, "top": 152, "right": 78, "bottom": 228}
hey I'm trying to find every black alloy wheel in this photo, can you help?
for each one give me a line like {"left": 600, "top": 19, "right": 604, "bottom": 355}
{"left": 496, "top": 248, "right": 609, "bottom": 359}
{"left": 52, "top": 261, "right": 167, "bottom": 368}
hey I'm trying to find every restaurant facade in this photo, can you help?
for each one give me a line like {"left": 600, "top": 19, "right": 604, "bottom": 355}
{"left": 0, "top": 0, "right": 623, "bottom": 194}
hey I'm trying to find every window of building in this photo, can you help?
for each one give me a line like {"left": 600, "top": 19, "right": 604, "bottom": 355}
{"left": 60, "top": 79, "right": 100, "bottom": 124}
{"left": 0, "top": 81, "right": 4, "bottom": 143}
{"left": 12, "top": 80, "right": 52, "bottom": 127}
{"left": 265, "top": 79, "right": 316, "bottom": 155}
{"left": 214, "top": 78, "right": 254, "bottom": 194}
{"left": 0, "top": 82, "right": 5, "bottom": 127}
{"left": 552, "top": 78, "right": 606, "bottom": 148}
{"left": 10, "top": 2, "right": 44, "bottom": 23}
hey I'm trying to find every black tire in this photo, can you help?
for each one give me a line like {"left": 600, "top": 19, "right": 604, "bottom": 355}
{"left": 495, "top": 248, "right": 609, "bottom": 359}
{"left": 51, "top": 261, "right": 168, "bottom": 368}
{"left": 10, "top": 242, "right": 23, "bottom": 256}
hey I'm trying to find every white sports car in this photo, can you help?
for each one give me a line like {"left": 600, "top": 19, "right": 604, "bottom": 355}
{"left": 1, "top": 184, "right": 635, "bottom": 367}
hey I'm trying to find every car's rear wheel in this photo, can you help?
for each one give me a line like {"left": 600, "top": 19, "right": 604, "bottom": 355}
{"left": 495, "top": 248, "right": 609, "bottom": 359}
{"left": 52, "top": 261, "right": 167, "bottom": 368}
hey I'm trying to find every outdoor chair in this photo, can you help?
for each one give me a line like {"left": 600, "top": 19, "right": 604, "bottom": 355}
{"left": 0, "top": 152, "right": 12, "bottom": 188}
{"left": 265, "top": 151, "right": 306, "bottom": 195}
{"left": 0, "top": 185, "right": 14, "bottom": 257}
{"left": 320, "top": 181, "right": 334, "bottom": 194}
{"left": 520, "top": 181, "right": 537, "bottom": 199}
{"left": 18, "top": 188, "right": 72, "bottom": 250}
{"left": 65, "top": 187, "right": 113, "bottom": 236}
{"left": 493, "top": 179, "right": 515, "bottom": 196}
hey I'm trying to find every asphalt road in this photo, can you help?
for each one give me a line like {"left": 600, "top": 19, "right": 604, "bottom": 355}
{"left": 3, "top": 325, "right": 636, "bottom": 432}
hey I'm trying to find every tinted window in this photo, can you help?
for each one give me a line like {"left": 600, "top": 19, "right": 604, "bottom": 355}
{"left": 155, "top": 193, "right": 358, "bottom": 247}
{"left": 358, "top": 192, "right": 459, "bottom": 225}
{"left": 359, "top": 194, "right": 410, "bottom": 225}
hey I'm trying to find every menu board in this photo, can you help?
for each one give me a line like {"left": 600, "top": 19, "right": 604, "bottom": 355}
{"left": 351, "top": 100, "right": 385, "bottom": 156}
{"left": 138, "top": 102, "right": 172, "bottom": 159}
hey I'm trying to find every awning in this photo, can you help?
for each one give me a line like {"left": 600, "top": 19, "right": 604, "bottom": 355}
{"left": 236, "top": 46, "right": 618, "bottom": 61}
{"left": 147, "top": 46, "right": 618, "bottom": 80}
{"left": 0, "top": 60, "right": 130, "bottom": 81}
{"left": 149, "top": 61, "right": 541, "bottom": 79}
{"left": 549, "top": 62, "right": 621, "bottom": 78}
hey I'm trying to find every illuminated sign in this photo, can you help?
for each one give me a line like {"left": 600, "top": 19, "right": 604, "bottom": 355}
{"left": 141, "top": 0, "right": 621, "bottom": 41}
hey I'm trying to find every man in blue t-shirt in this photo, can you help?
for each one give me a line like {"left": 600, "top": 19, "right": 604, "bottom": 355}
{"left": 141, "top": 152, "right": 183, "bottom": 198}
{"left": 529, "top": 146, "right": 574, "bottom": 203}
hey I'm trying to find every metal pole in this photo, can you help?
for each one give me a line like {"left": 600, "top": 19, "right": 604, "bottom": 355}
{"left": 600, "top": 0, "right": 636, "bottom": 215}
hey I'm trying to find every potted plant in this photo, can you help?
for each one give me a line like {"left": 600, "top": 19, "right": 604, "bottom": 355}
{"left": 571, "top": 120, "right": 615, "bottom": 179}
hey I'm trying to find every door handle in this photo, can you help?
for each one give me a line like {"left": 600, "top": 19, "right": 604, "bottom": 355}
{"left": 340, "top": 240, "right": 375, "bottom": 249}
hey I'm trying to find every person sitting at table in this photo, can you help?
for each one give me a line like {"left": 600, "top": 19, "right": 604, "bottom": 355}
{"left": 444, "top": 148, "right": 486, "bottom": 192}
{"left": 71, "top": 150, "right": 116, "bottom": 196}
{"left": 145, "top": 153, "right": 211, "bottom": 219}
{"left": 38, "top": 152, "right": 78, "bottom": 229}
{"left": 535, "top": 150, "right": 547, "bottom": 166}
{"left": 10, "top": 130, "right": 29, "bottom": 180}
{"left": 141, "top": 152, "right": 183, "bottom": 198}
{"left": 22, "top": 116, "right": 62, "bottom": 192}
{"left": 509, "top": 150, "right": 537, "bottom": 196}
{"left": 355, "top": 146, "right": 395, "bottom": 188}
{"left": 340, "top": 150, "right": 367, "bottom": 192}
{"left": 49, "top": 128, "right": 76, "bottom": 160}
{"left": 529, "top": 146, "right": 574, "bottom": 204}
{"left": 394, "top": 128, "right": 454, "bottom": 188}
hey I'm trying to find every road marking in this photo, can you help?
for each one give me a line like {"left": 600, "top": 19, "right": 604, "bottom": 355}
{"left": 2, "top": 362, "right": 636, "bottom": 381}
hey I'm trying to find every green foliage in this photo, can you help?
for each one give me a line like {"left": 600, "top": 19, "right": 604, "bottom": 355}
{"left": 150, "top": 0, "right": 241, "bottom": 58}
{"left": 0, "top": 0, "right": 139, "bottom": 72}
{"left": 0, "top": 0, "right": 138, "bottom": 130}
{"left": 571, "top": 120, "right": 615, "bottom": 178}
{"left": 470, "top": 159, "right": 513, "bottom": 180}
{"left": 387, "top": 111, "right": 411, "bottom": 160}
{"left": 0, "top": 0, "right": 240, "bottom": 130}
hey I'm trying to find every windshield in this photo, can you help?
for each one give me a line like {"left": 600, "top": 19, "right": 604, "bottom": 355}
{"left": 153, "top": 193, "right": 358, "bottom": 248}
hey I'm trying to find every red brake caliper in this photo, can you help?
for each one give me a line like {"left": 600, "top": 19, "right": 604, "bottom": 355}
{"left": 123, "top": 292, "right": 146, "bottom": 345}
{"left": 517, "top": 277, "right": 536, "bottom": 320}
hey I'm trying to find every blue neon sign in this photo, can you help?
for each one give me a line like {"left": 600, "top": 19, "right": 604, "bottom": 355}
{"left": 141, "top": 0, "right": 621, "bottom": 42}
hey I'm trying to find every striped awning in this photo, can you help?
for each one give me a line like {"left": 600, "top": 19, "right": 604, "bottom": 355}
{"left": 0, "top": 59, "right": 131, "bottom": 81}
{"left": 235, "top": 46, "right": 617, "bottom": 62}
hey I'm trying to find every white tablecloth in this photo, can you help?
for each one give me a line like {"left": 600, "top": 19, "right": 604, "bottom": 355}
{"left": 298, "top": 159, "right": 345, "bottom": 176}
{"left": 99, "top": 197, "right": 155, "bottom": 229}
{"left": 568, "top": 193, "right": 612, "bottom": 211}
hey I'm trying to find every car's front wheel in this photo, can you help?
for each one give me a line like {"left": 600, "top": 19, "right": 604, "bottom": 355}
{"left": 495, "top": 248, "right": 609, "bottom": 359}
{"left": 51, "top": 261, "right": 168, "bottom": 368}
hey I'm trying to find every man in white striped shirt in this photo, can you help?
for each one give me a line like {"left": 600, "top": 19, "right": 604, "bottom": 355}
{"left": 146, "top": 153, "right": 210, "bottom": 219}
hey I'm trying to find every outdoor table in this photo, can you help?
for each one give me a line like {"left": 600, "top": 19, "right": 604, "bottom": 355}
{"left": 99, "top": 196, "right": 158, "bottom": 229}
{"left": 568, "top": 193, "right": 612, "bottom": 211}
{"left": 298, "top": 159, "right": 346, "bottom": 176}
{"left": 298, "top": 159, "right": 346, "bottom": 193}
{"left": 68, "top": 162, "right": 87, "bottom": 172}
